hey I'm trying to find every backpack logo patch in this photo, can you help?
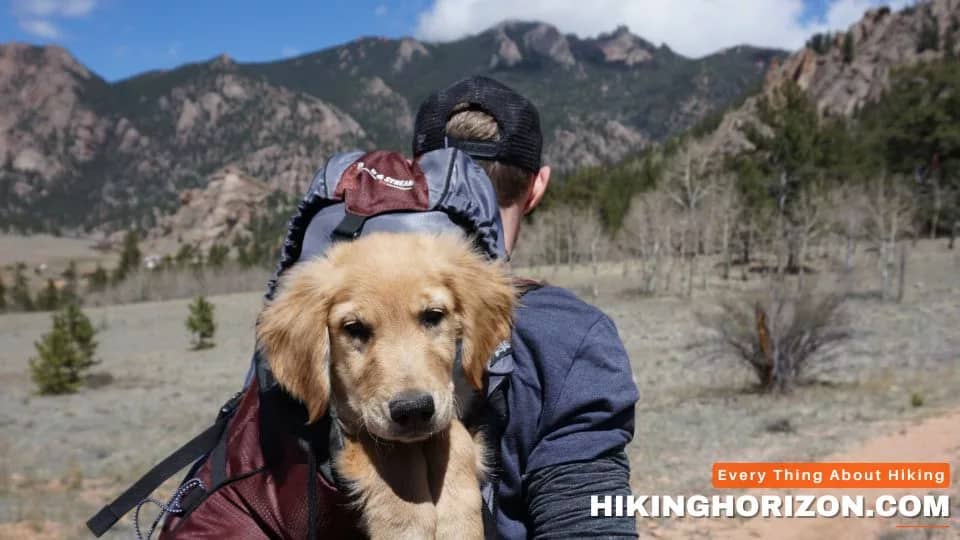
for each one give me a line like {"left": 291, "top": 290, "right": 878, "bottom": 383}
{"left": 356, "top": 161, "right": 414, "bottom": 191}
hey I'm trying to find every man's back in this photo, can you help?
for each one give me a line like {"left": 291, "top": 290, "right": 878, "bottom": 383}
{"left": 497, "top": 284, "right": 638, "bottom": 538}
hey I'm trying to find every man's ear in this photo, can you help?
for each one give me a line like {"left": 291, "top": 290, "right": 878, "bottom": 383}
{"left": 256, "top": 259, "right": 335, "bottom": 423}
{"left": 523, "top": 165, "right": 550, "bottom": 215}
{"left": 443, "top": 239, "right": 517, "bottom": 390}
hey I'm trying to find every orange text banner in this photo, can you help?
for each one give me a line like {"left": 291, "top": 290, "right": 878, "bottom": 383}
{"left": 711, "top": 462, "right": 950, "bottom": 489}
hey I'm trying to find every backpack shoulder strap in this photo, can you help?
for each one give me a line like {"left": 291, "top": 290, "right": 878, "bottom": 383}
{"left": 85, "top": 391, "right": 243, "bottom": 537}
{"left": 479, "top": 279, "right": 543, "bottom": 539}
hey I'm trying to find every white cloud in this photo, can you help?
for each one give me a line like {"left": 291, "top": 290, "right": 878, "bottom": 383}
{"left": 13, "top": 0, "right": 96, "bottom": 18}
{"left": 281, "top": 45, "right": 301, "bottom": 57}
{"left": 415, "top": 0, "right": 915, "bottom": 57}
{"left": 12, "top": 0, "right": 98, "bottom": 40}
{"left": 19, "top": 18, "right": 60, "bottom": 39}
{"left": 375, "top": 4, "right": 388, "bottom": 16}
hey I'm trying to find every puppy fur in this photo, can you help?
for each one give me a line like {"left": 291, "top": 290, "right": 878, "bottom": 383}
{"left": 257, "top": 232, "right": 516, "bottom": 539}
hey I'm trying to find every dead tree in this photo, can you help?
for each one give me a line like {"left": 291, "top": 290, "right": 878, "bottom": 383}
{"left": 511, "top": 211, "right": 553, "bottom": 269}
{"left": 694, "top": 284, "right": 850, "bottom": 392}
{"left": 823, "top": 185, "right": 867, "bottom": 292}
{"left": 711, "top": 178, "right": 740, "bottom": 281}
{"left": 664, "top": 144, "right": 712, "bottom": 298}
{"left": 622, "top": 191, "right": 672, "bottom": 295}
{"left": 866, "top": 175, "right": 913, "bottom": 301}
{"left": 793, "top": 185, "right": 824, "bottom": 292}
{"left": 568, "top": 207, "right": 608, "bottom": 298}
{"left": 930, "top": 173, "right": 942, "bottom": 241}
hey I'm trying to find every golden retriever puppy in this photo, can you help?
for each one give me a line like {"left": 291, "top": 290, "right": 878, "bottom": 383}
{"left": 257, "top": 232, "right": 516, "bottom": 540}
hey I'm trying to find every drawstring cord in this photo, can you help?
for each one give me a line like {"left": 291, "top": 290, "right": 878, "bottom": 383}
{"left": 133, "top": 478, "right": 205, "bottom": 540}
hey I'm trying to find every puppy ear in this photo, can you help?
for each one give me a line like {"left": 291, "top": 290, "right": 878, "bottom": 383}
{"left": 443, "top": 239, "right": 517, "bottom": 391}
{"left": 257, "top": 259, "right": 336, "bottom": 423}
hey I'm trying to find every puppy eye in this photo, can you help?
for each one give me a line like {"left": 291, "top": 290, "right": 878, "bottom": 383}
{"left": 343, "top": 320, "right": 371, "bottom": 341}
{"left": 420, "top": 308, "right": 445, "bottom": 328}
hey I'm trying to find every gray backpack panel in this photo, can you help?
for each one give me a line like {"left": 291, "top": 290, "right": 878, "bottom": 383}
{"left": 265, "top": 147, "right": 506, "bottom": 300}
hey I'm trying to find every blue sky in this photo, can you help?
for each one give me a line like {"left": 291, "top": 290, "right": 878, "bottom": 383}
{"left": 2, "top": 0, "right": 908, "bottom": 81}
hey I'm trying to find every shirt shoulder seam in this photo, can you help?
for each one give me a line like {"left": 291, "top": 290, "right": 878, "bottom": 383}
{"left": 540, "top": 312, "right": 607, "bottom": 425}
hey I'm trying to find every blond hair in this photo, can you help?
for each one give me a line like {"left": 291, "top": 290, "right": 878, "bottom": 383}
{"left": 445, "top": 105, "right": 534, "bottom": 207}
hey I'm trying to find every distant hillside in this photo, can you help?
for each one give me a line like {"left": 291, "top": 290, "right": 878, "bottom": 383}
{"left": 247, "top": 23, "right": 779, "bottom": 160}
{"left": 0, "top": 21, "right": 781, "bottom": 233}
{"left": 690, "top": 0, "right": 960, "bottom": 166}
{"left": 567, "top": 0, "right": 960, "bottom": 242}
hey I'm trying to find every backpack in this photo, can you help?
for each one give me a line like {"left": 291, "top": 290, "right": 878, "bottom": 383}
{"left": 86, "top": 147, "right": 537, "bottom": 539}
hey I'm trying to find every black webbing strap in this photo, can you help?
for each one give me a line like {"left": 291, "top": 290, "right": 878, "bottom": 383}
{"left": 209, "top": 426, "right": 229, "bottom": 490}
{"left": 481, "top": 278, "right": 540, "bottom": 540}
{"left": 444, "top": 136, "right": 501, "bottom": 160}
{"left": 482, "top": 500, "right": 498, "bottom": 539}
{"left": 86, "top": 394, "right": 240, "bottom": 537}
{"left": 307, "top": 444, "right": 319, "bottom": 540}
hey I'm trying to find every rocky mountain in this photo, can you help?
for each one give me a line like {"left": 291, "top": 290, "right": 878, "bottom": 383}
{"left": 0, "top": 46, "right": 368, "bottom": 233}
{"left": 145, "top": 166, "right": 272, "bottom": 252}
{"left": 0, "top": 44, "right": 112, "bottom": 215}
{"left": 0, "top": 22, "right": 782, "bottom": 234}
{"left": 250, "top": 22, "right": 780, "bottom": 164}
{"left": 699, "top": 0, "right": 960, "bottom": 162}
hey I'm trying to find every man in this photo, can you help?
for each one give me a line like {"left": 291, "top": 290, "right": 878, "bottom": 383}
{"left": 413, "top": 76, "right": 639, "bottom": 538}
{"left": 143, "top": 76, "right": 637, "bottom": 540}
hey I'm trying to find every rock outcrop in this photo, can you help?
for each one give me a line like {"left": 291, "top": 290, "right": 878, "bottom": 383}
{"left": 147, "top": 166, "right": 271, "bottom": 250}
{"left": 594, "top": 26, "right": 654, "bottom": 66}
{"left": 763, "top": 0, "right": 959, "bottom": 117}
{"left": 0, "top": 43, "right": 111, "bottom": 191}
{"left": 696, "top": 0, "right": 959, "bottom": 165}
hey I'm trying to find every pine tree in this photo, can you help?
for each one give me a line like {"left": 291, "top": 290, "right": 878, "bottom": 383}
{"left": 207, "top": 243, "right": 229, "bottom": 268}
{"left": 943, "top": 18, "right": 957, "bottom": 58}
{"left": 89, "top": 264, "right": 109, "bottom": 292}
{"left": 738, "top": 81, "right": 825, "bottom": 272}
{"left": 64, "top": 302, "right": 98, "bottom": 363}
{"left": 917, "top": 13, "right": 940, "bottom": 53}
{"left": 175, "top": 244, "right": 198, "bottom": 269}
{"left": 60, "top": 261, "right": 79, "bottom": 304}
{"left": 807, "top": 32, "right": 833, "bottom": 55}
{"left": 113, "top": 230, "right": 142, "bottom": 283}
{"left": 234, "top": 242, "right": 251, "bottom": 267}
{"left": 186, "top": 296, "right": 216, "bottom": 350}
{"left": 11, "top": 263, "right": 33, "bottom": 311}
{"left": 29, "top": 303, "right": 99, "bottom": 394}
{"left": 35, "top": 279, "right": 61, "bottom": 311}
{"left": 842, "top": 32, "right": 855, "bottom": 63}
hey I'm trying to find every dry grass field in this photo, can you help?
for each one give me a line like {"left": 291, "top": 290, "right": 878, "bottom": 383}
{"left": 0, "top": 234, "right": 116, "bottom": 275}
{"left": 0, "top": 235, "right": 117, "bottom": 300}
{"left": 0, "top": 239, "right": 958, "bottom": 539}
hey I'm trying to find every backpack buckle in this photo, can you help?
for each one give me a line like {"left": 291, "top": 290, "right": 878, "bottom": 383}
{"left": 331, "top": 212, "right": 366, "bottom": 241}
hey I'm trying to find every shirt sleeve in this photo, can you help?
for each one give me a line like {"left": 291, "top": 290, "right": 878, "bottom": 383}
{"left": 525, "top": 450, "right": 638, "bottom": 539}
{"left": 525, "top": 314, "right": 639, "bottom": 473}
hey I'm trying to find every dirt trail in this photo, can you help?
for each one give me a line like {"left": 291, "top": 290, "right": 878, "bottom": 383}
{"left": 669, "top": 407, "right": 960, "bottom": 539}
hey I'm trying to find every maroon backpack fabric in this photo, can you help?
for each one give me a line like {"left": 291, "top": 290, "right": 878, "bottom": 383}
{"left": 158, "top": 378, "right": 364, "bottom": 539}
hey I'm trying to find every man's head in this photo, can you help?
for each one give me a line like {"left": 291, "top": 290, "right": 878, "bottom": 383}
{"left": 413, "top": 76, "right": 551, "bottom": 255}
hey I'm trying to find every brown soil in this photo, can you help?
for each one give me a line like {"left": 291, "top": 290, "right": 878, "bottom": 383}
{"left": 667, "top": 408, "right": 960, "bottom": 539}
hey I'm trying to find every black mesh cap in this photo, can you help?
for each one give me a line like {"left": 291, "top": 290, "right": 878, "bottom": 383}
{"left": 413, "top": 76, "right": 542, "bottom": 172}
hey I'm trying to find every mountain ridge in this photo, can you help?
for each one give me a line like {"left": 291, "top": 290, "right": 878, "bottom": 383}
{"left": 1, "top": 21, "right": 783, "bottom": 233}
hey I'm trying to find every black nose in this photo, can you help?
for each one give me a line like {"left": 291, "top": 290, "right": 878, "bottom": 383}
{"left": 388, "top": 392, "right": 435, "bottom": 426}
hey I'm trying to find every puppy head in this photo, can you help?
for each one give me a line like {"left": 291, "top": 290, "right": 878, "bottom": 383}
{"left": 256, "top": 232, "right": 515, "bottom": 442}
